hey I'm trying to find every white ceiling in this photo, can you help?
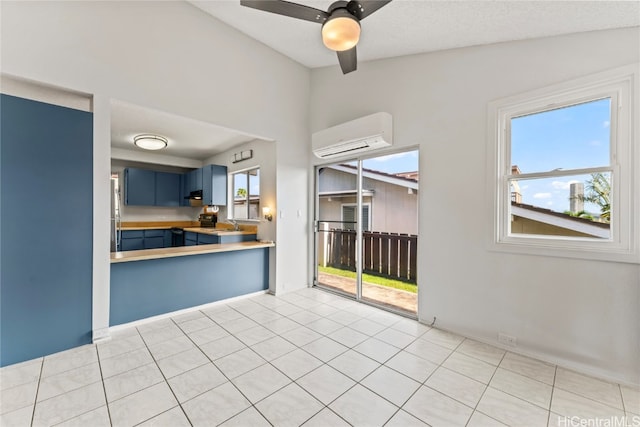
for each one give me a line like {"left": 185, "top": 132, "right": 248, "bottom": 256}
{"left": 112, "top": 1, "right": 639, "bottom": 162}
{"left": 191, "top": 0, "right": 640, "bottom": 69}
{"left": 110, "top": 100, "right": 269, "bottom": 162}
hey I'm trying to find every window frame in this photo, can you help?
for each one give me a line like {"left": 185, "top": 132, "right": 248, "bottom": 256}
{"left": 229, "top": 166, "right": 261, "bottom": 222}
{"left": 486, "top": 65, "right": 638, "bottom": 263}
{"left": 340, "top": 202, "right": 372, "bottom": 231}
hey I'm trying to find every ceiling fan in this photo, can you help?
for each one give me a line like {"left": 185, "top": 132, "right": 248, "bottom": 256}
{"left": 240, "top": 0, "right": 392, "bottom": 74}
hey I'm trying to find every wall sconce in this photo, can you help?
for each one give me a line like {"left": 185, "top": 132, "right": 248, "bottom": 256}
{"left": 262, "top": 207, "right": 273, "bottom": 222}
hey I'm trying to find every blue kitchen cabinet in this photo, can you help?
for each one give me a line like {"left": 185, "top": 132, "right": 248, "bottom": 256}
{"left": 164, "top": 230, "right": 172, "bottom": 247}
{"left": 143, "top": 230, "right": 166, "bottom": 249}
{"left": 186, "top": 169, "right": 202, "bottom": 193}
{"left": 219, "top": 234, "right": 256, "bottom": 244}
{"left": 124, "top": 168, "right": 155, "bottom": 206}
{"left": 1, "top": 94, "right": 93, "bottom": 366}
{"left": 185, "top": 231, "right": 198, "bottom": 246}
{"left": 182, "top": 169, "right": 203, "bottom": 206}
{"left": 155, "top": 172, "right": 181, "bottom": 207}
{"left": 121, "top": 230, "right": 144, "bottom": 251}
{"left": 203, "top": 164, "right": 228, "bottom": 206}
{"left": 197, "top": 233, "right": 219, "bottom": 245}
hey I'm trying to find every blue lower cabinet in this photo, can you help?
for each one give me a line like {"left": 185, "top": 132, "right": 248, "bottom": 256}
{"left": 197, "top": 234, "right": 219, "bottom": 245}
{"left": 121, "top": 230, "right": 144, "bottom": 251}
{"left": 144, "top": 236, "right": 165, "bottom": 249}
{"left": 220, "top": 234, "right": 257, "bottom": 244}
{"left": 110, "top": 248, "right": 269, "bottom": 326}
{"left": 185, "top": 232, "right": 198, "bottom": 246}
{"left": 121, "top": 238, "right": 144, "bottom": 251}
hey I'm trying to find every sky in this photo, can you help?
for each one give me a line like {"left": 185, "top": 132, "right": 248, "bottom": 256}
{"left": 511, "top": 97, "right": 611, "bottom": 214}
{"left": 363, "top": 150, "right": 419, "bottom": 174}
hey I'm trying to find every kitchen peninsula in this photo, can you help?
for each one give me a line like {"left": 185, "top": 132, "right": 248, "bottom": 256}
{"left": 110, "top": 222, "right": 274, "bottom": 327}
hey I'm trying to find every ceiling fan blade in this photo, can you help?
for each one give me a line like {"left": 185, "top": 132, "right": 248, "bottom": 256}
{"left": 240, "top": 0, "right": 329, "bottom": 24}
{"left": 347, "top": 0, "right": 392, "bottom": 20}
{"left": 337, "top": 46, "right": 357, "bottom": 74}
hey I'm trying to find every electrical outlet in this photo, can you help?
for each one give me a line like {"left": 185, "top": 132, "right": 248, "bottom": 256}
{"left": 498, "top": 333, "right": 517, "bottom": 347}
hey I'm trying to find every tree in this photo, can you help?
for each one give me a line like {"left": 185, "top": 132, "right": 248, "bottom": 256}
{"left": 572, "top": 173, "right": 610, "bottom": 222}
{"left": 236, "top": 188, "right": 247, "bottom": 198}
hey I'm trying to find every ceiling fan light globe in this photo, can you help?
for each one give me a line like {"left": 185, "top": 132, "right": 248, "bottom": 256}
{"left": 322, "top": 14, "right": 360, "bottom": 51}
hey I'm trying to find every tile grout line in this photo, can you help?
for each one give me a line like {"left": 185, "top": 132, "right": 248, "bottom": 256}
{"left": 464, "top": 347, "right": 508, "bottom": 427}
{"left": 172, "top": 312, "right": 279, "bottom": 427}
{"left": 28, "top": 357, "right": 44, "bottom": 427}
{"left": 95, "top": 345, "right": 114, "bottom": 427}
{"left": 137, "top": 320, "right": 194, "bottom": 426}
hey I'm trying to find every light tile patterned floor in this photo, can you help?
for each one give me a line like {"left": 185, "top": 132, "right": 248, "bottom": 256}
{"left": 1, "top": 288, "right": 638, "bottom": 426}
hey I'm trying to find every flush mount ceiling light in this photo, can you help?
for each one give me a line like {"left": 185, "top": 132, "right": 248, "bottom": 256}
{"left": 133, "top": 134, "right": 168, "bottom": 151}
{"left": 322, "top": 10, "right": 360, "bottom": 52}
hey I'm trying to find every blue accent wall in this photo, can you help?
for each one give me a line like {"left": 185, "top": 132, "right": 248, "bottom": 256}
{"left": 0, "top": 94, "right": 93, "bottom": 367}
{"left": 110, "top": 248, "right": 269, "bottom": 326}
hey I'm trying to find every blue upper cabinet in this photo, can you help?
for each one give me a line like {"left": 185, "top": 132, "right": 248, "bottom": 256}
{"left": 203, "top": 164, "right": 228, "bottom": 206}
{"left": 124, "top": 168, "right": 155, "bottom": 206}
{"left": 155, "top": 172, "right": 181, "bottom": 207}
{"left": 126, "top": 165, "right": 225, "bottom": 207}
{"left": 125, "top": 168, "right": 182, "bottom": 207}
{"left": 182, "top": 169, "right": 203, "bottom": 206}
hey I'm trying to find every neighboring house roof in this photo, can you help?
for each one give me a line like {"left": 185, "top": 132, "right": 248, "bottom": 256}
{"left": 328, "top": 164, "right": 419, "bottom": 190}
{"left": 511, "top": 202, "right": 610, "bottom": 238}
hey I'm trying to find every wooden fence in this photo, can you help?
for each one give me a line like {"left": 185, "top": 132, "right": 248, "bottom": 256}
{"left": 326, "top": 229, "right": 417, "bottom": 283}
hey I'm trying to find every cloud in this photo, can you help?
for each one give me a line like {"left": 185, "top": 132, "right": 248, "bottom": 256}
{"left": 533, "top": 192, "right": 552, "bottom": 199}
{"left": 603, "top": 120, "right": 610, "bottom": 128}
{"left": 588, "top": 140, "right": 601, "bottom": 146}
{"left": 546, "top": 201, "right": 554, "bottom": 206}
{"left": 551, "top": 180, "right": 580, "bottom": 190}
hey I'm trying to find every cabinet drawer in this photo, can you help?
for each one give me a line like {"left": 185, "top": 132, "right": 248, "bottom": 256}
{"left": 144, "top": 236, "right": 165, "bottom": 249}
{"left": 197, "top": 234, "right": 219, "bottom": 245}
{"left": 144, "top": 229, "right": 166, "bottom": 238}
{"left": 121, "top": 238, "right": 144, "bottom": 251}
{"left": 121, "top": 230, "right": 144, "bottom": 239}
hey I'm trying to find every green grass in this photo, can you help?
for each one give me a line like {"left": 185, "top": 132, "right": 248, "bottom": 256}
{"left": 318, "top": 266, "right": 417, "bottom": 293}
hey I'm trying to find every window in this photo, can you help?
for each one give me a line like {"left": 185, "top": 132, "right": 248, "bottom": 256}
{"left": 342, "top": 204, "right": 371, "bottom": 231}
{"left": 509, "top": 98, "right": 612, "bottom": 239}
{"left": 487, "top": 65, "right": 637, "bottom": 262}
{"left": 231, "top": 167, "right": 260, "bottom": 220}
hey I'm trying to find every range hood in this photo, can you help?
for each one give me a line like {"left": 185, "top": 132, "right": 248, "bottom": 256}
{"left": 185, "top": 190, "right": 203, "bottom": 207}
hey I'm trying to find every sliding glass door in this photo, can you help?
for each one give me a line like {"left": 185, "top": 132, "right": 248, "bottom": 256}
{"left": 314, "top": 150, "right": 419, "bottom": 316}
{"left": 315, "top": 161, "right": 359, "bottom": 299}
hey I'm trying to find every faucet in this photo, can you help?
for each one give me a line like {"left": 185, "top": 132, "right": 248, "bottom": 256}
{"left": 228, "top": 219, "right": 240, "bottom": 231}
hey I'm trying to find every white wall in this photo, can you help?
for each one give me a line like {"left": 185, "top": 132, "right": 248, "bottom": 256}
{"left": 1, "top": 1, "right": 310, "bottom": 338}
{"left": 311, "top": 28, "right": 640, "bottom": 385}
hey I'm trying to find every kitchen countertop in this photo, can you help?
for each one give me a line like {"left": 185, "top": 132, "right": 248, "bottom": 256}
{"left": 120, "top": 224, "right": 257, "bottom": 234}
{"left": 111, "top": 241, "right": 274, "bottom": 263}
{"left": 182, "top": 227, "right": 255, "bottom": 236}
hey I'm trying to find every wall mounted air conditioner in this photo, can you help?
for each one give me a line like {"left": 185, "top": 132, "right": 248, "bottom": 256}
{"left": 312, "top": 112, "right": 392, "bottom": 159}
